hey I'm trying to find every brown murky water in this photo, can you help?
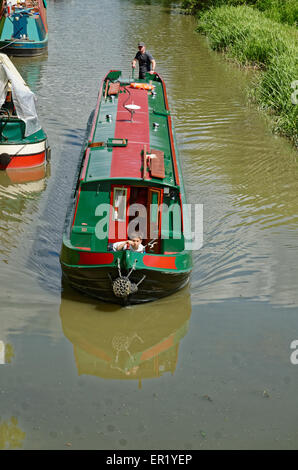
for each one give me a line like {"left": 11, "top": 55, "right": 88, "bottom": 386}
{"left": 0, "top": 0, "right": 298, "bottom": 450}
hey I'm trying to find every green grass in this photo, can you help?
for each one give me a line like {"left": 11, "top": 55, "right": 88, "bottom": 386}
{"left": 254, "top": 0, "right": 298, "bottom": 26}
{"left": 181, "top": 0, "right": 298, "bottom": 26}
{"left": 254, "top": 53, "right": 298, "bottom": 141}
{"left": 197, "top": 5, "right": 298, "bottom": 145}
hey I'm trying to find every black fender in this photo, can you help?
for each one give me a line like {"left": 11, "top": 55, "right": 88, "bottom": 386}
{"left": 46, "top": 146, "right": 51, "bottom": 162}
{"left": 0, "top": 153, "right": 12, "bottom": 169}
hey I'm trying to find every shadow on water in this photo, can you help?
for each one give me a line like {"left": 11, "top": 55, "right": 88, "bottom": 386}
{"left": 126, "top": 0, "right": 178, "bottom": 7}
{"left": 25, "top": 110, "right": 95, "bottom": 295}
{"left": 59, "top": 285, "right": 192, "bottom": 382}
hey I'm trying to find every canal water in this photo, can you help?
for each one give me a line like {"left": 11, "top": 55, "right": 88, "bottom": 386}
{"left": 0, "top": 0, "right": 298, "bottom": 450}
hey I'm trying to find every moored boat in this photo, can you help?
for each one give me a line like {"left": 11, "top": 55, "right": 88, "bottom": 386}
{"left": 60, "top": 70, "right": 193, "bottom": 305}
{"left": 0, "top": 0, "right": 48, "bottom": 56}
{"left": 0, "top": 53, "right": 50, "bottom": 171}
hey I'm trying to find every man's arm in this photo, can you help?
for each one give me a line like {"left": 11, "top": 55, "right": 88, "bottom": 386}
{"left": 114, "top": 240, "right": 131, "bottom": 251}
{"left": 150, "top": 58, "right": 156, "bottom": 73}
{"left": 115, "top": 241, "right": 127, "bottom": 251}
{"left": 132, "top": 51, "right": 139, "bottom": 69}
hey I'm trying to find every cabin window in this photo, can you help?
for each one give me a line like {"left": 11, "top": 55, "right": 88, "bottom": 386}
{"left": 112, "top": 187, "right": 127, "bottom": 222}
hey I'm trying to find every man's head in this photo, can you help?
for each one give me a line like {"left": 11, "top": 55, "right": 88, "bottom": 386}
{"left": 129, "top": 234, "right": 143, "bottom": 250}
{"left": 138, "top": 42, "right": 146, "bottom": 53}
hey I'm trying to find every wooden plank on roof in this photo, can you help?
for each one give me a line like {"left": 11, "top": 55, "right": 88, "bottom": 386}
{"left": 148, "top": 149, "right": 165, "bottom": 179}
{"left": 108, "top": 82, "right": 121, "bottom": 96}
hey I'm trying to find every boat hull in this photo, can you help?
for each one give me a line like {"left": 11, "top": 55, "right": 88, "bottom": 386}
{"left": 61, "top": 264, "right": 191, "bottom": 305}
{"left": 0, "top": 139, "right": 49, "bottom": 170}
{"left": 0, "top": 41, "right": 48, "bottom": 56}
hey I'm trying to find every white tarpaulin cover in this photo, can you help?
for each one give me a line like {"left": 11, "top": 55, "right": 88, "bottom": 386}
{"left": 0, "top": 53, "right": 41, "bottom": 137}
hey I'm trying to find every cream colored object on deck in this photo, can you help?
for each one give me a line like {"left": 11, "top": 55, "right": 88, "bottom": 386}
{"left": 0, "top": 53, "right": 41, "bottom": 136}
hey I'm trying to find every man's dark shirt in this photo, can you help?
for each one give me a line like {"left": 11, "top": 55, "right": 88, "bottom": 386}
{"left": 134, "top": 51, "right": 154, "bottom": 79}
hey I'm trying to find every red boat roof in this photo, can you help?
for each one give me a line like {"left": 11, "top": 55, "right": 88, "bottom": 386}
{"left": 110, "top": 87, "right": 149, "bottom": 179}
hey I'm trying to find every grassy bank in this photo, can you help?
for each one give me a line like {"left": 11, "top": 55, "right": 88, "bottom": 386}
{"left": 184, "top": 3, "right": 297, "bottom": 145}
{"left": 181, "top": 0, "right": 298, "bottom": 26}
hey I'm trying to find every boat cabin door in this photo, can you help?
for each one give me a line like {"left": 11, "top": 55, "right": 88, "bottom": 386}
{"left": 108, "top": 185, "right": 162, "bottom": 252}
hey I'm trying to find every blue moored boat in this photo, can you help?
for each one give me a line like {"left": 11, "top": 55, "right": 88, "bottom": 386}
{"left": 0, "top": 0, "right": 48, "bottom": 56}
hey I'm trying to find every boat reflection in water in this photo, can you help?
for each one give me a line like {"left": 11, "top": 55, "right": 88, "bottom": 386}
{"left": 5, "top": 161, "right": 48, "bottom": 184}
{"left": 0, "top": 160, "right": 49, "bottom": 193}
{"left": 0, "top": 160, "right": 49, "bottom": 266}
{"left": 59, "top": 286, "right": 191, "bottom": 383}
{"left": 0, "top": 340, "right": 14, "bottom": 364}
{"left": 0, "top": 416, "right": 25, "bottom": 450}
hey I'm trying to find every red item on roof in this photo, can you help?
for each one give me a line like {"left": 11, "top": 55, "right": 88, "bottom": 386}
{"left": 148, "top": 150, "right": 165, "bottom": 179}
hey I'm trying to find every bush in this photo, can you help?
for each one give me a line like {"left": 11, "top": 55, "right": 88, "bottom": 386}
{"left": 181, "top": 0, "right": 257, "bottom": 15}
{"left": 254, "top": 53, "right": 298, "bottom": 141}
{"left": 181, "top": 0, "right": 298, "bottom": 25}
{"left": 255, "top": 0, "right": 298, "bottom": 25}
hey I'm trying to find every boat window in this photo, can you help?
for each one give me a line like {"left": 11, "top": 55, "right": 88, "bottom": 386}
{"left": 112, "top": 187, "right": 127, "bottom": 222}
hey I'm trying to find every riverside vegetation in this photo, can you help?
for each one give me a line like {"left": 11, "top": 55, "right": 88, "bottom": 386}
{"left": 181, "top": 0, "right": 298, "bottom": 146}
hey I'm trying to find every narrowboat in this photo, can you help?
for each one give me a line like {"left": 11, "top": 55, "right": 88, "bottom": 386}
{"left": 0, "top": 53, "right": 50, "bottom": 171}
{"left": 60, "top": 70, "right": 193, "bottom": 305}
{"left": 0, "top": 0, "right": 48, "bottom": 56}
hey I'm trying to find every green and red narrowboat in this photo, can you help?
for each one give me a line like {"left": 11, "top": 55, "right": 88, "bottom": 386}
{"left": 0, "top": 0, "right": 48, "bottom": 57}
{"left": 0, "top": 53, "right": 50, "bottom": 172}
{"left": 60, "top": 70, "right": 192, "bottom": 305}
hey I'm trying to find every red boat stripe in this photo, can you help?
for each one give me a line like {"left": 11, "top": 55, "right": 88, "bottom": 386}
{"left": 79, "top": 252, "right": 114, "bottom": 265}
{"left": 158, "top": 74, "right": 180, "bottom": 186}
{"left": 38, "top": 0, "right": 48, "bottom": 33}
{"left": 76, "top": 339, "right": 112, "bottom": 363}
{"left": 143, "top": 255, "right": 176, "bottom": 270}
{"left": 89, "top": 78, "right": 105, "bottom": 143}
{"left": 80, "top": 148, "right": 90, "bottom": 181}
{"left": 141, "top": 335, "right": 174, "bottom": 361}
{"left": 72, "top": 186, "right": 81, "bottom": 227}
{"left": 167, "top": 115, "right": 180, "bottom": 186}
{"left": 1, "top": 151, "right": 46, "bottom": 170}
{"left": 110, "top": 88, "right": 150, "bottom": 179}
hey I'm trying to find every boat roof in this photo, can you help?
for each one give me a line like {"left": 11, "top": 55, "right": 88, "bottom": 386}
{"left": 83, "top": 71, "right": 181, "bottom": 188}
